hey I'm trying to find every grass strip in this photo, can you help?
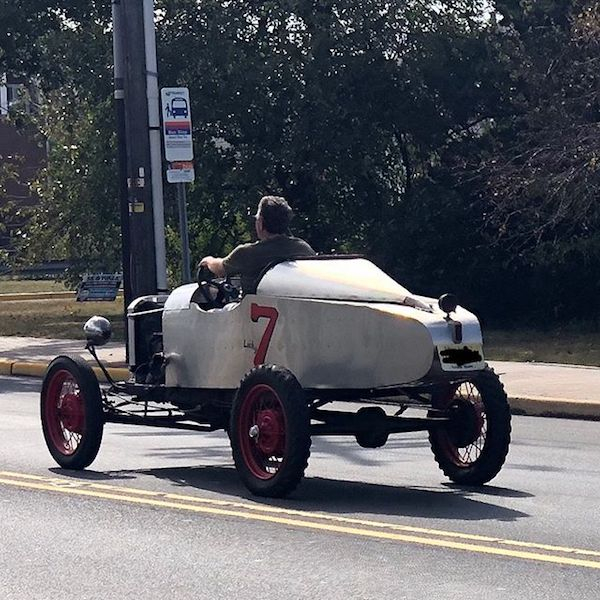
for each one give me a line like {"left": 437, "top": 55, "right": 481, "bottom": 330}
{"left": 0, "top": 298, "right": 126, "bottom": 341}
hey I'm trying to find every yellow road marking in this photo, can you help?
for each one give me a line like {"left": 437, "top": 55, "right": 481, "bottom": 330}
{"left": 1, "top": 470, "right": 599, "bottom": 570}
{"left": 3, "top": 470, "right": 598, "bottom": 557}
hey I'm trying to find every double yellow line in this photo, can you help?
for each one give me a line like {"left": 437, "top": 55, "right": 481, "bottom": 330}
{"left": 1, "top": 470, "right": 599, "bottom": 570}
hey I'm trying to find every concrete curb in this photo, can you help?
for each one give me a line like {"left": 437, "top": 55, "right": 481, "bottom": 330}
{"left": 509, "top": 396, "right": 600, "bottom": 421}
{"left": 1, "top": 357, "right": 598, "bottom": 420}
{"left": 0, "top": 358, "right": 129, "bottom": 383}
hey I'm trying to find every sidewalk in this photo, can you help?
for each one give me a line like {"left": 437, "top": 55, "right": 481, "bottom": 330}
{"left": 0, "top": 336, "right": 129, "bottom": 381}
{"left": 0, "top": 336, "right": 599, "bottom": 420}
{"left": 488, "top": 360, "right": 600, "bottom": 419}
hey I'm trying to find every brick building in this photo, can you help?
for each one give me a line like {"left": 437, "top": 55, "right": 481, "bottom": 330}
{"left": 0, "top": 76, "right": 46, "bottom": 261}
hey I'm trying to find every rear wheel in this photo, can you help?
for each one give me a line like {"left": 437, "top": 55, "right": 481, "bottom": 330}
{"left": 230, "top": 365, "right": 311, "bottom": 497}
{"left": 429, "top": 367, "right": 511, "bottom": 485}
{"left": 41, "top": 355, "right": 104, "bottom": 469}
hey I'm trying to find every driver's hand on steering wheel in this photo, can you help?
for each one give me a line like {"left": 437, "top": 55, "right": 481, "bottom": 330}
{"left": 198, "top": 255, "right": 226, "bottom": 278}
{"left": 195, "top": 258, "right": 239, "bottom": 309}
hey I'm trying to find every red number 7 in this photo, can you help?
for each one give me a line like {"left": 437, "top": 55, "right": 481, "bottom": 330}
{"left": 250, "top": 304, "right": 279, "bottom": 366}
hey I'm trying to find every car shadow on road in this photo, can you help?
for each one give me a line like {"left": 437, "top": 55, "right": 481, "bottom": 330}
{"left": 110, "top": 464, "right": 530, "bottom": 523}
{"left": 49, "top": 460, "right": 530, "bottom": 522}
{"left": 47, "top": 427, "right": 530, "bottom": 522}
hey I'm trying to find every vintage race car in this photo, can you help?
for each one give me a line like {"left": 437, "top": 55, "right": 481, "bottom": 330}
{"left": 40, "top": 256, "right": 511, "bottom": 497}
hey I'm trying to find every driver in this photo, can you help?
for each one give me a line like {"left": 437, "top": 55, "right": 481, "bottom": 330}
{"left": 198, "top": 195, "right": 315, "bottom": 295}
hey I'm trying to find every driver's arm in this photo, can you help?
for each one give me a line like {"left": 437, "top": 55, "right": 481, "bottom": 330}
{"left": 198, "top": 255, "right": 226, "bottom": 277}
{"left": 200, "top": 243, "right": 250, "bottom": 279}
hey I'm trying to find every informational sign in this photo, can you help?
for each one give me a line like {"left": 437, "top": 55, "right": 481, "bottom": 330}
{"left": 167, "top": 160, "right": 195, "bottom": 184}
{"left": 76, "top": 273, "right": 122, "bottom": 302}
{"left": 161, "top": 87, "right": 193, "bottom": 162}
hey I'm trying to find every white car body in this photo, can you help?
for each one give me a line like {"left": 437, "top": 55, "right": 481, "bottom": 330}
{"left": 147, "top": 258, "right": 485, "bottom": 391}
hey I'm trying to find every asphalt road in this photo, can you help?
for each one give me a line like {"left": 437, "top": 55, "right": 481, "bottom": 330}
{"left": 1, "top": 375, "right": 599, "bottom": 599}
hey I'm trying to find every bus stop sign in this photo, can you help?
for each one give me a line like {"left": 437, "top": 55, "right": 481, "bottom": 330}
{"left": 161, "top": 87, "right": 193, "bottom": 162}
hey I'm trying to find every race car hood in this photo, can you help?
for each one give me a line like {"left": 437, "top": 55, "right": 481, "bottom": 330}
{"left": 257, "top": 258, "right": 429, "bottom": 308}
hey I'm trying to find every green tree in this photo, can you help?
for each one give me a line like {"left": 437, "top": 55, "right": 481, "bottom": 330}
{"left": 11, "top": 0, "right": 581, "bottom": 328}
{"left": 3, "top": 1, "right": 120, "bottom": 282}
{"left": 457, "top": 1, "right": 600, "bottom": 322}
{"left": 156, "top": 0, "right": 510, "bottom": 265}
{"left": 23, "top": 94, "right": 121, "bottom": 283}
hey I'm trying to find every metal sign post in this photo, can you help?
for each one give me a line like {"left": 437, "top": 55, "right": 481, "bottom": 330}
{"left": 161, "top": 87, "right": 194, "bottom": 283}
{"left": 176, "top": 183, "right": 192, "bottom": 283}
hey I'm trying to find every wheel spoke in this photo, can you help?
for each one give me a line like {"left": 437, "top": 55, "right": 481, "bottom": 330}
{"left": 45, "top": 370, "right": 84, "bottom": 456}
{"left": 444, "top": 381, "right": 487, "bottom": 466}
{"left": 239, "top": 384, "right": 287, "bottom": 480}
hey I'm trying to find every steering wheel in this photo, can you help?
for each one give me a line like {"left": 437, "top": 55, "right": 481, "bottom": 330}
{"left": 195, "top": 266, "right": 239, "bottom": 309}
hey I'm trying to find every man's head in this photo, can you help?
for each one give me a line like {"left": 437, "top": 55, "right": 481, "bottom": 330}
{"left": 255, "top": 195, "right": 293, "bottom": 238}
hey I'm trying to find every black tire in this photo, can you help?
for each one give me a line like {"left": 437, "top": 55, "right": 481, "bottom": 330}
{"left": 428, "top": 366, "right": 511, "bottom": 485}
{"left": 230, "top": 365, "right": 311, "bottom": 497}
{"left": 40, "top": 355, "right": 104, "bottom": 469}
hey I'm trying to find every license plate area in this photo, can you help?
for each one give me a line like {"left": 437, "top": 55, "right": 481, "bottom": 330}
{"left": 437, "top": 344, "right": 485, "bottom": 371}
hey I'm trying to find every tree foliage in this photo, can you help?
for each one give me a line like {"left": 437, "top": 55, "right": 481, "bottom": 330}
{"left": 2, "top": 1, "right": 118, "bottom": 283}
{"left": 3, "top": 0, "right": 600, "bottom": 324}
{"left": 156, "top": 0, "right": 509, "bottom": 262}
{"left": 455, "top": 1, "right": 600, "bottom": 321}
{"left": 23, "top": 94, "right": 121, "bottom": 282}
{"left": 476, "top": 1, "right": 600, "bottom": 249}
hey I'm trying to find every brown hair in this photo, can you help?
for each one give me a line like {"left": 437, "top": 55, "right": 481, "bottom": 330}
{"left": 257, "top": 195, "right": 293, "bottom": 234}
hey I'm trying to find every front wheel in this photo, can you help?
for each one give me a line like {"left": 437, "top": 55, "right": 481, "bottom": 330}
{"left": 230, "top": 365, "right": 311, "bottom": 497}
{"left": 41, "top": 355, "right": 104, "bottom": 469}
{"left": 429, "top": 367, "right": 511, "bottom": 485}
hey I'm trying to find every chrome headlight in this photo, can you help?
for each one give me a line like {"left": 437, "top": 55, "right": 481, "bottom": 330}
{"left": 83, "top": 315, "right": 112, "bottom": 346}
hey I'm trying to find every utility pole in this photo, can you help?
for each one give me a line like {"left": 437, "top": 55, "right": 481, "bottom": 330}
{"left": 112, "top": 0, "right": 132, "bottom": 313}
{"left": 142, "top": 0, "right": 168, "bottom": 293}
{"left": 113, "top": 0, "right": 158, "bottom": 301}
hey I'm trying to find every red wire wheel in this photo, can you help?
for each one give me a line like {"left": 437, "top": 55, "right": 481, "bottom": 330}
{"left": 231, "top": 365, "right": 311, "bottom": 497}
{"left": 238, "top": 384, "right": 287, "bottom": 479}
{"left": 429, "top": 367, "right": 511, "bottom": 485}
{"left": 41, "top": 355, "right": 104, "bottom": 470}
{"left": 44, "top": 369, "right": 84, "bottom": 455}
